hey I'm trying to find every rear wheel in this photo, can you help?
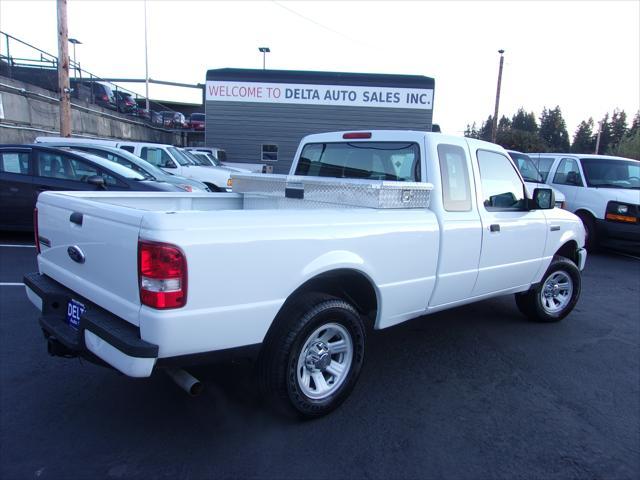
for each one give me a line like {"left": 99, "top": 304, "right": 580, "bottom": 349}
{"left": 258, "top": 293, "right": 366, "bottom": 418}
{"left": 515, "top": 256, "right": 581, "bottom": 322}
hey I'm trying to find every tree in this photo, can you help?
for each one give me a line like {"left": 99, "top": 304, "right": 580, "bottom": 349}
{"left": 496, "top": 129, "right": 548, "bottom": 152}
{"left": 539, "top": 106, "right": 570, "bottom": 151}
{"left": 478, "top": 115, "right": 493, "bottom": 141}
{"left": 616, "top": 129, "right": 640, "bottom": 160}
{"left": 628, "top": 111, "right": 639, "bottom": 137}
{"left": 609, "top": 109, "right": 628, "bottom": 154}
{"left": 571, "top": 118, "right": 595, "bottom": 153}
{"left": 511, "top": 108, "right": 538, "bottom": 133}
{"left": 498, "top": 115, "right": 511, "bottom": 133}
{"left": 464, "top": 122, "right": 479, "bottom": 139}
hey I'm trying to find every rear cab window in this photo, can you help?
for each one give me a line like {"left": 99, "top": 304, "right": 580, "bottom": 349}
{"left": 295, "top": 142, "right": 421, "bottom": 181}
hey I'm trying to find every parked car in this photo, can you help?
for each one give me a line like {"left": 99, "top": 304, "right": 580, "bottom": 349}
{"left": 528, "top": 153, "right": 640, "bottom": 252}
{"left": 182, "top": 149, "right": 251, "bottom": 173}
{"left": 36, "top": 137, "right": 245, "bottom": 192}
{"left": 188, "top": 113, "right": 205, "bottom": 131}
{"left": 37, "top": 142, "right": 210, "bottom": 192}
{"left": 159, "top": 111, "right": 187, "bottom": 129}
{"left": 187, "top": 146, "right": 265, "bottom": 173}
{"left": 507, "top": 150, "right": 566, "bottom": 208}
{"left": 24, "top": 130, "right": 585, "bottom": 418}
{"left": 115, "top": 91, "right": 138, "bottom": 114}
{"left": 0, "top": 144, "right": 183, "bottom": 230}
{"left": 71, "top": 80, "right": 117, "bottom": 111}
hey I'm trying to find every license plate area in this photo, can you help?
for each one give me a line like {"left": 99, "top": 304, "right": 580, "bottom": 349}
{"left": 66, "top": 299, "right": 86, "bottom": 330}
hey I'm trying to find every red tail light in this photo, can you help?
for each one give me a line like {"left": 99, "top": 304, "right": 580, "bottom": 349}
{"left": 102, "top": 94, "right": 109, "bottom": 101}
{"left": 138, "top": 240, "right": 187, "bottom": 309}
{"left": 34, "top": 207, "right": 41, "bottom": 254}
{"left": 343, "top": 132, "right": 372, "bottom": 139}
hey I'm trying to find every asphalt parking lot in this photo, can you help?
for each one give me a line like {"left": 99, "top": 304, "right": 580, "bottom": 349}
{"left": 1, "top": 232, "right": 638, "bottom": 480}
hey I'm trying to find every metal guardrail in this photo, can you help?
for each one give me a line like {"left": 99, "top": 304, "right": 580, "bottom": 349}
{"left": 0, "top": 30, "right": 203, "bottom": 132}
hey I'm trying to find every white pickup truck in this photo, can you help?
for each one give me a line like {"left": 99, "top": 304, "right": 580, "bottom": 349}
{"left": 24, "top": 130, "right": 586, "bottom": 418}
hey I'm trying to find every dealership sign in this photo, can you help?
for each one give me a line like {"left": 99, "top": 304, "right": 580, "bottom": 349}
{"left": 206, "top": 81, "right": 433, "bottom": 110}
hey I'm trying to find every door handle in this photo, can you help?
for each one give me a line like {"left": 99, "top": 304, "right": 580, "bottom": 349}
{"left": 489, "top": 224, "right": 501, "bottom": 232}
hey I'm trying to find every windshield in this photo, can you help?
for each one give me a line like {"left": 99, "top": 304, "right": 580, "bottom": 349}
{"left": 580, "top": 157, "right": 640, "bottom": 189}
{"left": 166, "top": 147, "right": 191, "bottom": 166}
{"left": 509, "top": 152, "right": 544, "bottom": 182}
{"left": 181, "top": 149, "right": 209, "bottom": 166}
{"left": 191, "top": 151, "right": 221, "bottom": 166}
{"left": 70, "top": 151, "right": 146, "bottom": 180}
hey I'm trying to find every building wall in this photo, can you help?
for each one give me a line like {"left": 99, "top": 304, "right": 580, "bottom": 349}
{"left": 205, "top": 69, "right": 435, "bottom": 174}
{"left": 205, "top": 101, "right": 433, "bottom": 174}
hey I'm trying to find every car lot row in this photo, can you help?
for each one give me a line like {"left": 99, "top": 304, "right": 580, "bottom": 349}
{"left": 70, "top": 80, "right": 204, "bottom": 130}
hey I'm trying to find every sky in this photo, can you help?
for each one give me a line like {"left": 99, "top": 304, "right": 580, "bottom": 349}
{"left": 1, "top": 0, "right": 639, "bottom": 136}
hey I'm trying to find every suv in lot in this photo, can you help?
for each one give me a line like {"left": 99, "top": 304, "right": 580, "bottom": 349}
{"left": 71, "top": 80, "right": 117, "bottom": 111}
{"left": 528, "top": 153, "right": 640, "bottom": 252}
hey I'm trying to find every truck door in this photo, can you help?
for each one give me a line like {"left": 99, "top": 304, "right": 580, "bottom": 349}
{"left": 428, "top": 140, "right": 482, "bottom": 307}
{"left": 472, "top": 149, "right": 547, "bottom": 296}
{"left": 0, "top": 148, "right": 35, "bottom": 229}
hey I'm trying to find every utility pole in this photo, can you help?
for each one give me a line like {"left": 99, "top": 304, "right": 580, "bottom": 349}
{"left": 491, "top": 49, "right": 505, "bottom": 144}
{"left": 57, "top": 0, "right": 71, "bottom": 137}
{"left": 594, "top": 120, "right": 602, "bottom": 154}
{"left": 144, "top": 0, "right": 150, "bottom": 112}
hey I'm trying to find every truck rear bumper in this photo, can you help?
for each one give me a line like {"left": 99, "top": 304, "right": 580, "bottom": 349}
{"left": 24, "top": 272, "right": 158, "bottom": 377}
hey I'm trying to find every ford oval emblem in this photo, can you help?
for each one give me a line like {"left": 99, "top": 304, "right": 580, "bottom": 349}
{"left": 67, "top": 245, "right": 86, "bottom": 264}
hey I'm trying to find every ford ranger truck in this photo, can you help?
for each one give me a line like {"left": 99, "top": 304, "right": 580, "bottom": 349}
{"left": 24, "top": 130, "right": 586, "bottom": 418}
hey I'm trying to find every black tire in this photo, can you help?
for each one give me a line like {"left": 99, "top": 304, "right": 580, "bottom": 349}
{"left": 515, "top": 255, "right": 582, "bottom": 323}
{"left": 258, "top": 293, "right": 366, "bottom": 419}
{"left": 576, "top": 211, "right": 598, "bottom": 252}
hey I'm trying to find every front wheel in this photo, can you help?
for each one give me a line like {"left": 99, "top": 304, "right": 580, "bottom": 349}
{"left": 258, "top": 293, "right": 366, "bottom": 418}
{"left": 515, "top": 256, "right": 582, "bottom": 322}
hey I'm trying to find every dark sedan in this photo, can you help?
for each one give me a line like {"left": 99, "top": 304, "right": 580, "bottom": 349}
{"left": 0, "top": 144, "right": 182, "bottom": 231}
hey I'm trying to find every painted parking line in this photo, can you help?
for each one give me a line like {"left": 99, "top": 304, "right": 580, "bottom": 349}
{"left": 0, "top": 244, "right": 35, "bottom": 248}
{"left": 0, "top": 282, "right": 25, "bottom": 286}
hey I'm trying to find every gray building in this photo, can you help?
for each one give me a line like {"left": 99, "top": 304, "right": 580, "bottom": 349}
{"left": 205, "top": 68, "right": 435, "bottom": 173}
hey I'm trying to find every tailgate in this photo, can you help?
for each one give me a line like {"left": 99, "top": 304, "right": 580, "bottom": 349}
{"left": 36, "top": 193, "right": 144, "bottom": 326}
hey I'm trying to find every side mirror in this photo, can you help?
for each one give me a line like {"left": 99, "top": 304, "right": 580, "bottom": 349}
{"left": 162, "top": 160, "right": 177, "bottom": 169}
{"left": 566, "top": 171, "right": 582, "bottom": 186}
{"left": 530, "top": 187, "right": 554, "bottom": 210}
{"left": 86, "top": 175, "right": 106, "bottom": 189}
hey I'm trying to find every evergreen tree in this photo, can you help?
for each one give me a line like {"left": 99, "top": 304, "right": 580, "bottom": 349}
{"left": 511, "top": 108, "right": 538, "bottom": 133}
{"left": 539, "top": 106, "right": 570, "bottom": 151}
{"left": 628, "top": 111, "right": 639, "bottom": 137}
{"left": 609, "top": 109, "right": 628, "bottom": 154}
{"left": 617, "top": 129, "right": 640, "bottom": 160}
{"left": 464, "top": 122, "right": 479, "bottom": 139}
{"left": 498, "top": 115, "right": 512, "bottom": 133}
{"left": 596, "top": 113, "right": 612, "bottom": 154}
{"left": 478, "top": 115, "right": 493, "bottom": 141}
{"left": 571, "top": 118, "right": 596, "bottom": 153}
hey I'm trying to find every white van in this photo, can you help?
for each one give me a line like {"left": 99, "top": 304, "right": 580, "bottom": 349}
{"left": 36, "top": 137, "right": 234, "bottom": 192}
{"left": 528, "top": 153, "right": 639, "bottom": 252}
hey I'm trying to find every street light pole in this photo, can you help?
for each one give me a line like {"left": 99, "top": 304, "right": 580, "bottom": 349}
{"left": 68, "top": 38, "right": 81, "bottom": 78}
{"left": 492, "top": 49, "right": 505, "bottom": 144}
{"left": 144, "top": 0, "right": 150, "bottom": 112}
{"left": 258, "top": 47, "right": 270, "bottom": 70}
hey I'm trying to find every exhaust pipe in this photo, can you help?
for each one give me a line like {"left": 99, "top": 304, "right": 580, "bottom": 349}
{"left": 166, "top": 368, "right": 203, "bottom": 396}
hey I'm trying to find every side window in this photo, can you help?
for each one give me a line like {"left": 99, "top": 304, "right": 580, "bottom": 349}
{"left": 120, "top": 146, "right": 135, "bottom": 153}
{"left": 141, "top": 147, "right": 173, "bottom": 167}
{"left": 477, "top": 150, "right": 526, "bottom": 210}
{"left": 0, "top": 152, "right": 30, "bottom": 175}
{"left": 437, "top": 144, "right": 472, "bottom": 212}
{"left": 553, "top": 158, "right": 583, "bottom": 186}
{"left": 261, "top": 144, "right": 278, "bottom": 161}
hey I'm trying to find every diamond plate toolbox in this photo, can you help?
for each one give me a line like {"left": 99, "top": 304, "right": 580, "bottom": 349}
{"left": 232, "top": 173, "right": 432, "bottom": 209}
